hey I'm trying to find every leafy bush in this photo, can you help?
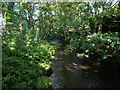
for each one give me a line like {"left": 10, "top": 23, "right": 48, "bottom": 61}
{"left": 2, "top": 56, "right": 40, "bottom": 88}
{"left": 2, "top": 41, "right": 56, "bottom": 89}
{"left": 80, "top": 32, "right": 120, "bottom": 60}
{"left": 65, "top": 35, "right": 80, "bottom": 53}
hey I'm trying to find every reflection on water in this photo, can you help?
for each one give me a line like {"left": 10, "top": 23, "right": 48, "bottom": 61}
{"left": 50, "top": 44, "right": 120, "bottom": 88}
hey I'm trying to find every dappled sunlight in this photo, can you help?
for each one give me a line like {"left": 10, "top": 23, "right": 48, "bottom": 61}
{"left": 39, "top": 63, "right": 51, "bottom": 70}
{"left": 79, "top": 65, "right": 91, "bottom": 70}
{"left": 66, "top": 67, "right": 74, "bottom": 72}
{"left": 93, "top": 70, "right": 98, "bottom": 73}
{"left": 64, "top": 53, "right": 69, "bottom": 55}
{"left": 92, "top": 62, "right": 101, "bottom": 66}
{"left": 64, "top": 64, "right": 74, "bottom": 72}
{"left": 53, "top": 67, "right": 64, "bottom": 72}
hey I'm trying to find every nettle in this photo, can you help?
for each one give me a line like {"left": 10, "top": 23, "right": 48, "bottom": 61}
{"left": 80, "top": 32, "right": 120, "bottom": 60}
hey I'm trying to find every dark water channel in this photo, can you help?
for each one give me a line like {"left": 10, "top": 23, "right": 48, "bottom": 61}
{"left": 50, "top": 41, "right": 120, "bottom": 88}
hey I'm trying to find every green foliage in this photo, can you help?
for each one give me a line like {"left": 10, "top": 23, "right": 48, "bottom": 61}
{"left": 2, "top": 2, "right": 120, "bottom": 89}
{"left": 77, "top": 53, "right": 89, "bottom": 58}
{"left": 2, "top": 55, "right": 39, "bottom": 88}
{"left": 65, "top": 34, "right": 80, "bottom": 52}
{"left": 80, "top": 32, "right": 120, "bottom": 60}
{"left": 2, "top": 40, "right": 56, "bottom": 88}
{"left": 36, "top": 76, "right": 51, "bottom": 88}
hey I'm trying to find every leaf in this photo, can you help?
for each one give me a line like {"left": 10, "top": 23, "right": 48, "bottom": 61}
{"left": 6, "top": 22, "right": 13, "bottom": 25}
{"left": 77, "top": 53, "right": 85, "bottom": 57}
{"left": 102, "top": 55, "right": 107, "bottom": 59}
{"left": 6, "top": 16, "right": 11, "bottom": 19}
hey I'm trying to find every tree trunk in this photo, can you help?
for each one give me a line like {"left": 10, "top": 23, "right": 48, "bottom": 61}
{"left": 6, "top": 2, "right": 14, "bottom": 34}
{"left": 94, "top": 2, "right": 97, "bottom": 33}
{"left": 98, "top": 2, "right": 105, "bottom": 32}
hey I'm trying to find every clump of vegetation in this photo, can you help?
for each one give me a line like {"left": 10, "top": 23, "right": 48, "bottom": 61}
{"left": 2, "top": 41, "right": 56, "bottom": 88}
{"left": 35, "top": 76, "right": 51, "bottom": 88}
{"left": 80, "top": 32, "right": 120, "bottom": 60}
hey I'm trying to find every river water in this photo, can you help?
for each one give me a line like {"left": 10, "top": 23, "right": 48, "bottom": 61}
{"left": 50, "top": 42, "right": 120, "bottom": 88}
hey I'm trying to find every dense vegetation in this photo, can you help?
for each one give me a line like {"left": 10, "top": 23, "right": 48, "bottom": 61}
{"left": 1, "top": 1, "right": 120, "bottom": 89}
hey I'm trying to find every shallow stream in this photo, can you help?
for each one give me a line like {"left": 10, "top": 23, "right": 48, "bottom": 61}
{"left": 50, "top": 41, "right": 120, "bottom": 88}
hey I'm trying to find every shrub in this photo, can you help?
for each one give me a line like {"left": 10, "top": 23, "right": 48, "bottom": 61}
{"left": 80, "top": 32, "right": 120, "bottom": 60}
{"left": 2, "top": 41, "right": 56, "bottom": 88}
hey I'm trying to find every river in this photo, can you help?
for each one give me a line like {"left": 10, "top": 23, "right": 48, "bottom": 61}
{"left": 50, "top": 41, "right": 120, "bottom": 88}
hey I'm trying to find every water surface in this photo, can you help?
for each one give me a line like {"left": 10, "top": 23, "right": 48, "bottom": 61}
{"left": 50, "top": 43, "right": 120, "bottom": 88}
